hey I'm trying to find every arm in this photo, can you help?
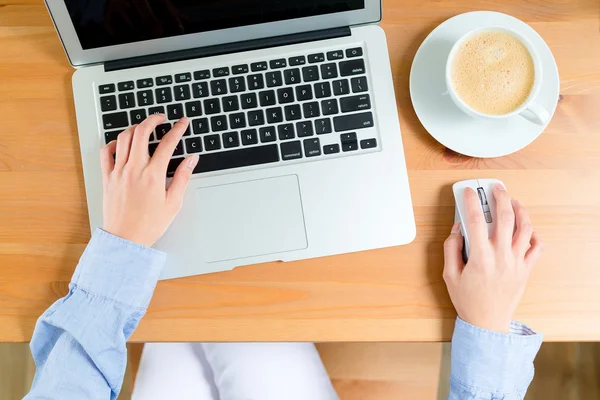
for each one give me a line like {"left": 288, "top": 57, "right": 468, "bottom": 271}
{"left": 25, "top": 114, "right": 199, "bottom": 400}
{"left": 443, "top": 185, "right": 544, "bottom": 400}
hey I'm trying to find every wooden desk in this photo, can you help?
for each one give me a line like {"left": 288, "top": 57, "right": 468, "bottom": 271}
{"left": 1, "top": 0, "right": 599, "bottom": 343}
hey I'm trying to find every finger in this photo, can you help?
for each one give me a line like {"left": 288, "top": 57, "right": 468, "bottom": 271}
{"left": 512, "top": 199, "right": 533, "bottom": 256}
{"left": 130, "top": 114, "right": 166, "bottom": 163}
{"left": 100, "top": 140, "right": 117, "bottom": 183}
{"left": 492, "top": 184, "right": 515, "bottom": 248}
{"left": 167, "top": 155, "right": 199, "bottom": 205}
{"left": 524, "top": 232, "right": 543, "bottom": 269}
{"left": 463, "top": 187, "right": 488, "bottom": 247}
{"left": 114, "top": 125, "right": 136, "bottom": 168}
{"left": 443, "top": 222, "right": 465, "bottom": 283}
{"left": 152, "top": 117, "right": 189, "bottom": 170}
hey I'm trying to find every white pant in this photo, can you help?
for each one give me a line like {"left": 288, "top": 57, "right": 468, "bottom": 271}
{"left": 131, "top": 343, "right": 339, "bottom": 400}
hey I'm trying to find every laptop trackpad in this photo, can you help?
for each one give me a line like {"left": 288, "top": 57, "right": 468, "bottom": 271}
{"left": 196, "top": 175, "right": 308, "bottom": 263}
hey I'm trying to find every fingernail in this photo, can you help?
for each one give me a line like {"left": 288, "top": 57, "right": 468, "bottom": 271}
{"left": 187, "top": 155, "right": 199, "bottom": 169}
{"left": 451, "top": 222, "right": 461, "bottom": 233}
{"left": 495, "top": 184, "right": 505, "bottom": 191}
{"left": 179, "top": 116, "right": 189, "bottom": 124}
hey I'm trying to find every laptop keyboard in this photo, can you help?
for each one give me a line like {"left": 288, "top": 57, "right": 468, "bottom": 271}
{"left": 98, "top": 46, "right": 378, "bottom": 177}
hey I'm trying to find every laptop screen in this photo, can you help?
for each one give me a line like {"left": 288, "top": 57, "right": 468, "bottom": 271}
{"left": 64, "top": 0, "right": 366, "bottom": 50}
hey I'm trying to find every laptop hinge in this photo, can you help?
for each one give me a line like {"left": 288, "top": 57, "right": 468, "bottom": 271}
{"left": 104, "top": 27, "right": 351, "bottom": 72}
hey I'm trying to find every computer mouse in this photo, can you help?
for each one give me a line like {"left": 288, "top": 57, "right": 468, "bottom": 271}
{"left": 452, "top": 179, "right": 506, "bottom": 261}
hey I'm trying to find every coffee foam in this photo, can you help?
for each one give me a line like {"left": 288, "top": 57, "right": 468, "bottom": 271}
{"left": 451, "top": 30, "right": 535, "bottom": 115}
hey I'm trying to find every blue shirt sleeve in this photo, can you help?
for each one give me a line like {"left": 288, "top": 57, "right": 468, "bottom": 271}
{"left": 448, "top": 317, "right": 543, "bottom": 400}
{"left": 24, "top": 228, "right": 166, "bottom": 400}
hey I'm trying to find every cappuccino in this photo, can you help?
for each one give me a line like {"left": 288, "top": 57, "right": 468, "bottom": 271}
{"left": 451, "top": 30, "right": 535, "bottom": 115}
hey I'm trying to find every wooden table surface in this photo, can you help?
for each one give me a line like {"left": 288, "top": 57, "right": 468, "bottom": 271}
{"left": 1, "top": 0, "right": 599, "bottom": 343}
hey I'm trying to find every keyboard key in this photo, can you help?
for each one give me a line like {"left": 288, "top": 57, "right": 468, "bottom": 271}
{"left": 340, "top": 94, "right": 371, "bottom": 113}
{"left": 320, "top": 63, "right": 338, "bottom": 79}
{"left": 204, "top": 98, "right": 221, "bottom": 114}
{"left": 137, "top": 78, "right": 153, "bottom": 88}
{"left": 296, "top": 121, "right": 314, "bottom": 137}
{"left": 241, "top": 93, "right": 258, "bottom": 109}
{"left": 100, "top": 95, "right": 117, "bottom": 112}
{"left": 229, "top": 112, "right": 246, "bottom": 129}
{"left": 302, "top": 102, "right": 320, "bottom": 118}
{"left": 270, "top": 59, "right": 287, "bottom": 69}
{"left": 280, "top": 141, "right": 302, "bottom": 160}
{"left": 192, "top": 118, "right": 209, "bottom": 134}
{"left": 323, "top": 143, "right": 340, "bottom": 154}
{"left": 229, "top": 77, "right": 246, "bottom": 93}
{"left": 289, "top": 56, "right": 306, "bottom": 66}
{"left": 248, "top": 110, "right": 265, "bottom": 126}
{"left": 149, "top": 143, "right": 159, "bottom": 156}
{"left": 251, "top": 62, "right": 268, "bottom": 72}
{"left": 130, "top": 109, "right": 147, "bottom": 123}
{"left": 351, "top": 76, "right": 369, "bottom": 93}
{"left": 104, "top": 130, "right": 121, "bottom": 143}
{"left": 222, "top": 131, "right": 239, "bottom": 148}
{"left": 167, "top": 158, "right": 184, "bottom": 177}
{"left": 211, "top": 79, "right": 227, "bottom": 96}
{"left": 302, "top": 66, "right": 319, "bottom": 82}
{"left": 174, "top": 85, "right": 191, "bottom": 101}
{"left": 118, "top": 81, "right": 135, "bottom": 91}
{"left": 346, "top": 47, "right": 363, "bottom": 58}
{"left": 333, "top": 79, "right": 350, "bottom": 96}
{"left": 278, "top": 124, "right": 295, "bottom": 140}
{"left": 340, "top": 59, "right": 366, "bottom": 76}
{"left": 321, "top": 99, "right": 339, "bottom": 115}
{"left": 185, "top": 101, "right": 202, "bottom": 117}
{"left": 156, "top": 75, "right": 172, "bottom": 85}
{"left": 118, "top": 92, "right": 135, "bottom": 109}
{"left": 342, "top": 141, "right": 359, "bottom": 152}
{"left": 211, "top": 115, "right": 228, "bottom": 132}
{"left": 222, "top": 96, "right": 239, "bottom": 112}
{"left": 360, "top": 138, "right": 377, "bottom": 149}
{"left": 315, "top": 118, "right": 332, "bottom": 134}
{"left": 303, "top": 138, "right": 321, "bottom": 157}
{"left": 155, "top": 87, "right": 172, "bottom": 103}
{"left": 308, "top": 53, "right": 325, "bottom": 63}
{"left": 155, "top": 123, "right": 172, "bottom": 140}
{"left": 232, "top": 64, "right": 249, "bottom": 74}
{"left": 277, "top": 87, "right": 294, "bottom": 104}
{"left": 185, "top": 137, "right": 202, "bottom": 153}
{"left": 333, "top": 111, "right": 374, "bottom": 131}
{"left": 167, "top": 104, "right": 184, "bottom": 120}
{"left": 257, "top": 126, "right": 275, "bottom": 143}
{"left": 247, "top": 74, "right": 264, "bottom": 90}
{"left": 213, "top": 67, "right": 230, "bottom": 77}
{"left": 327, "top": 50, "right": 344, "bottom": 60}
{"left": 193, "top": 144, "right": 279, "bottom": 173}
{"left": 259, "top": 90, "right": 276, "bottom": 106}
{"left": 175, "top": 73, "right": 192, "bottom": 83}
{"left": 148, "top": 106, "right": 164, "bottom": 115}
{"left": 284, "top": 68, "right": 302, "bottom": 85}
{"left": 183, "top": 125, "right": 192, "bottom": 136}
{"left": 285, "top": 104, "right": 302, "bottom": 121}
{"left": 266, "top": 107, "right": 283, "bottom": 124}
{"left": 266, "top": 71, "right": 283, "bottom": 87}
{"left": 137, "top": 90, "right": 154, "bottom": 106}
{"left": 295, "top": 85, "right": 313, "bottom": 101}
{"left": 192, "top": 82, "right": 209, "bottom": 98}
{"left": 340, "top": 132, "right": 357, "bottom": 142}
{"left": 241, "top": 129, "right": 258, "bottom": 146}
{"left": 173, "top": 140, "right": 184, "bottom": 156}
{"left": 99, "top": 84, "right": 115, "bottom": 94}
{"left": 314, "top": 82, "right": 332, "bottom": 99}
{"left": 194, "top": 70, "right": 211, "bottom": 80}
{"left": 204, "top": 134, "right": 221, "bottom": 151}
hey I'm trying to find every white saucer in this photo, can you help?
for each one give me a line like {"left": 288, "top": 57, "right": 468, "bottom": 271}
{"left": 409, "top": 11, "right": 560, "bottom": 158}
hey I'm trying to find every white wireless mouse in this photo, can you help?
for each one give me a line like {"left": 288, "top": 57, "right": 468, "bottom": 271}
{"left": 453, "top": 179, "right": 506, "bottom": 261}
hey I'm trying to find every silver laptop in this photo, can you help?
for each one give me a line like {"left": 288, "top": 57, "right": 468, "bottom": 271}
{"left": 45, "top": 0, "right": 415, "bottom": 279}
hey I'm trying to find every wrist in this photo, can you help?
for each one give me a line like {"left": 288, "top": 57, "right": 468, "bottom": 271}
{"left": 459, "top": 314, "right": 511, "bottom": 334}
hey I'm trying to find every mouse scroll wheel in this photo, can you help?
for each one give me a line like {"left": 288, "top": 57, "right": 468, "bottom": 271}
{"left": 477, "top": 187, "right": 493, "bottom": 224}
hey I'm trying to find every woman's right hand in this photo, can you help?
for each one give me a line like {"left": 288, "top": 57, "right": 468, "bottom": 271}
{"left": 442, "top": 185, "right": 543, "bottom": 333}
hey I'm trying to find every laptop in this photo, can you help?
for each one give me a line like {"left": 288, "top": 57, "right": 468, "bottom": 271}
{"left": 45, "top": 0, "right": 416, "bottom": 279}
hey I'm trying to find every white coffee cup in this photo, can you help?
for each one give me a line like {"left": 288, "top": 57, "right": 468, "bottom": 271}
{"left": 445, "top": 26, "right": 550, "bottom": 125}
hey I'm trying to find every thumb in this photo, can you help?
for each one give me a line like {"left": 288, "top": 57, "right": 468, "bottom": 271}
{"left": 443, "top": 223, "right": 465, "bottom": 283}
{"left": 167, "top": 155, "right": 199, "bottom": 204}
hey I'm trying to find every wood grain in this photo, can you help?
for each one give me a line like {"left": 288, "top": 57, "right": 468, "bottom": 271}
{"left": 1, "top": 0, "right": 599, "bottom": 342}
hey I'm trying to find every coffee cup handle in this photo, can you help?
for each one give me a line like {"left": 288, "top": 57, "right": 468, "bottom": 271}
{"left": 519, "top": 103, "right": 550, "bottom": 126}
